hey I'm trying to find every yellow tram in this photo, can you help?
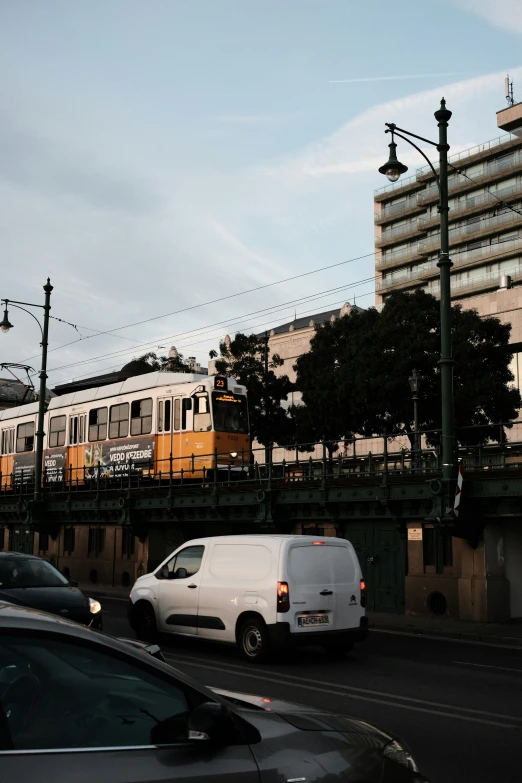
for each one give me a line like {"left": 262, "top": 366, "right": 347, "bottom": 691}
{"left": 0, "top": 373, "right": 250, "bottom": 489}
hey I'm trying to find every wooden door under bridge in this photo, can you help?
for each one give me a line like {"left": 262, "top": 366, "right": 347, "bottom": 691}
{"left": 344, "top": 522, "right": 405, "bottom": 613}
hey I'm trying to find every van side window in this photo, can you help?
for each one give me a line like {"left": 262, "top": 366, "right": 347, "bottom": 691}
{"left": 160, "top": 546, "right": 204, "bottom": 580}
{"left": 16, "top": 422, "right": 35, "bottom": 453}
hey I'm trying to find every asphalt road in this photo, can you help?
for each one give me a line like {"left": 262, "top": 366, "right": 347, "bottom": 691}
{"left": 102, "top": 596, "right": 522, "bottom": 783}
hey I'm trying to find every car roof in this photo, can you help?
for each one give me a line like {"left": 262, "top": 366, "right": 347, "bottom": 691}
{"left": 0, "top": 551, "right": 43, "bottom": 561}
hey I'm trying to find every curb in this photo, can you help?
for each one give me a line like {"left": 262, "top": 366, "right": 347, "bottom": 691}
{"left": 369, "top": 621, "right": 522, "bottom": 647}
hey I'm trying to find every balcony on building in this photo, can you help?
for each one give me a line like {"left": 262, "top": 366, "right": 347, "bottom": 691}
{"left": 376, "top": 236, "right": 522, "bottom": 297}
{"left": 375, "top": 217, "right": 427, "bottom": 249}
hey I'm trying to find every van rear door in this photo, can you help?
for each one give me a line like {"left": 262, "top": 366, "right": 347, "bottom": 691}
{"left": 285, "top": 540, "right": 362, "bottom": 635}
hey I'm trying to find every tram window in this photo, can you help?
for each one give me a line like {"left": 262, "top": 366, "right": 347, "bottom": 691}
{"left": 164, "top": 399, "right": 171, "bottom": 432}
{"left": 173, "top": 399, "right": 181, "bottom": 431}
{"left": 16, "top": 422, "right": 35, "bottom": 453}
{"left": 69, "top": 415, "right": 85, "bottom": 445}
{"left": 88, "top": 407, "right": 108, "bottom": 442}
{"left": 194, "top": 394, "right": 211, "bottom": 432}
{"left": 158, "top": 400, "right": 164, "bottom": 432}
{"left": 182, "top": 398, "right": 192, "bottom": 430}
{"left": 109, "top": 403, "right": 129, "bottom": 439}
{"left": 130, "top": 398, "right": 152, "bottom": 436}
{"left": 4, "top": 428, "right": 14, "bottom": 454}
{"left": 49, "top": 415, "right": 66, "bottom": 448}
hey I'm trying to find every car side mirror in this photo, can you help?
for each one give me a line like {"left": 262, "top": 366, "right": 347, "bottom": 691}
{"left": 188, "top": 701, "right": 232, "bottom": 743}
{"left": 68, "top": 579, "right": 78, "bottom": 587}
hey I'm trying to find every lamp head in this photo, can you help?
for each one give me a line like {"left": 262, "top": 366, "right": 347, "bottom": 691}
{"left": 408, "top": 369, "right": 421, "bottom": 394}
{"left": 0, "top": 306, "right": 13, "bottom": 333}
{"left": 379, "top": 140, "right": 408, "bottom": 183}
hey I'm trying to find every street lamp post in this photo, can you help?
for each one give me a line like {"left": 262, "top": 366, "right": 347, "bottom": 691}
{"left": 408, "top": 369, "right": 421, "bottom": 470}
{"left": 379, "top": 98, "right": 456, "bottom": 517}
{"left": 1, "top": 279, "right": 53, "bottom": 505}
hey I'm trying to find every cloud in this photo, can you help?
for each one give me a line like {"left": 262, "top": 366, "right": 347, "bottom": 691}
{"left": 329, "top": 73, "right": 468, "bottom": 84}
{"left": 449, "top": 0, "right": 522, "bottom": 34}
{"left": 4, "top": 63, "right": 522, "bottom": 385}
{"left": 215, "top": 114, "right": 275, "bottom": 124}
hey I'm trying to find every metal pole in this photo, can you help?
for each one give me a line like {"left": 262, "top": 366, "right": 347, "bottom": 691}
{"left": 34, "top": 279, "right": 53, "bottom": 503}
{"left": 435, "top": 99, "right": 455, "bottom": 490}
{"left": 412, "top": 390, "right": 420, "bottom": 470}
{"left": 264, "top": 330, "right": 271, "bottom": 465}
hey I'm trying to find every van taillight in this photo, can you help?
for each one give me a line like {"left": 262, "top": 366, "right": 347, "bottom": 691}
{"left": 360, "top": 579, "right": 366, "bottom": 608}
{"left": 277, "top": 581, "right": 290, "bottom": 613}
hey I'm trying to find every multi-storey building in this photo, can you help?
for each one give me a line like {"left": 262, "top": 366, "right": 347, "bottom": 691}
{"left": 372, "top": 100, "right": 522, "bottom": 622}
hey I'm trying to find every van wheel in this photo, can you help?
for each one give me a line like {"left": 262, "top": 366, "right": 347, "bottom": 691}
{"left": 322, "top": 641, "right": 353, "bottom": 659}
{"left": 239, "top": 618, "right": 272, "bottom": 663}
{"left": 134, "top": 603, "right": 158, "bottom": 643}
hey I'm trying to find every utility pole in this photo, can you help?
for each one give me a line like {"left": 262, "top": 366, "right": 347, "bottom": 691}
{"left": 264, "top": 331, "right": 271, "bottom": 466}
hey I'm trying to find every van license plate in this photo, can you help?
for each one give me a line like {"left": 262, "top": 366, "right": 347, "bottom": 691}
{"left": 298, "top": 615, "right": 329, "bottom": 627}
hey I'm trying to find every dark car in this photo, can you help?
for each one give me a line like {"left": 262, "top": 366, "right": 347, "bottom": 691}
{"left": 0, "top": 602, "right": 428, "bottom": 782}
{"left": 0, "top": 552, "right": 102, "bottom": 629}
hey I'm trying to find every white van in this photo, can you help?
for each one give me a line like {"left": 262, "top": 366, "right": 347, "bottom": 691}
{"left": 129, "top": 535, "right": 368, "bottom": 662}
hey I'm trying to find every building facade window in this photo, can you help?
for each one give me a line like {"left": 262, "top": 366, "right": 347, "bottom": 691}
{"left": 423, "top": 526, "right": 453, "bottom": 573}
{"left": 63, "top": 527, "right": 75, "bottom": 555}
{"left": 88, "top": 527, "right": 106, "bottom": 556}
{"left": 109, "top": 403, "right": 129, "bottom": 439}
{"left": 130, "top": 398, "right": 152, "bottom": 436}
{"left": 121, "top": 527, "right": 135, "bottom": 558}
{"left": 39, "top": 532, "right": 49, "bottom": 554}
{"left": 88, "top": 407, "right": 108, "bottom": 442}
{"left": 49, "top": 415, "right": 66, "bottom": 448}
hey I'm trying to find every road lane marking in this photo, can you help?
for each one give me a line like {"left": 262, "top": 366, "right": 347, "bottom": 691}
{"left": 372, "top": 628, "right": 522, "bottom": 650}
{"left": 163, "top": 655, "right": 522, "bottom": 730}
{"left": 164, "top": 652, "right": 520, "bottom": 719}
{"left": 163, "top": 653, "right": 522, "bottom": 729}
{"left": 453, "top": 661, "right": 522, "bottom": 674}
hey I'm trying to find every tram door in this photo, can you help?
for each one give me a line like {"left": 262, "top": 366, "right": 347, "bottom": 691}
{"left": 157, "top": 397, "right": 183, "bottom": 477}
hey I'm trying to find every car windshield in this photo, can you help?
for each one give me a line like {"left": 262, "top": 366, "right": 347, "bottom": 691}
{"left": 0, "top": 558, "right": 70, "bottom": 589}
{"left": 212, "top": 391, "right": 249, "bottom": 433}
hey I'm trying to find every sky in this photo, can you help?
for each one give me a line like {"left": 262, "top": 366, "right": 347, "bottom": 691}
{"left": 1, "top": 0, "right": 522, "bottom": 387}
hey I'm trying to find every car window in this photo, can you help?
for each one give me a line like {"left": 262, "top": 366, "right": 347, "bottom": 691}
{"left": 0, "top": 636, "right": 194, "bottom": 751}
{"left": 0, "top": 558, "right": 69, "bottom": 589}
{"left": 163, "top": 546, "right": 205, "bottom": 579}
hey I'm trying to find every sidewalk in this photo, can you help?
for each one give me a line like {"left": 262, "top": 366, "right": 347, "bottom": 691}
{"left": 368, "top": 611, "right": 522, "bottom": 647}
{"left": 84, "top": 584, "right": 522, "bottom": 647}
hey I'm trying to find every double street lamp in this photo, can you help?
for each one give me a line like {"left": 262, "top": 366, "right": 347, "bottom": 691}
{"left": 379, "top": 99, "right": 456, "bottom": 516}
{"left": 409, "top": 369, "right": 421, "bottom": 470}
{"left": 1, "top": 279, "right": 53, "bottom": 505}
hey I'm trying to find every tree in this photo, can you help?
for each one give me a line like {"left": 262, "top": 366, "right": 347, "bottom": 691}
{"left": 133, "top": 349, "right": 192, "bottom": 373}
{"left": 295, "top": 289, "right": 521, "bottom": 448}
{"left": 211, "top": 332, "right": 295, "bottom": 459}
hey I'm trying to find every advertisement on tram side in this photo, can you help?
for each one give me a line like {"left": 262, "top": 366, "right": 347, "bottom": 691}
{"left": 84, "top": 435, "right": 155, "bottom": 478}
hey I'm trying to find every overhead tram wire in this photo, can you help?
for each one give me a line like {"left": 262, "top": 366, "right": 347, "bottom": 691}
{"left": 42, "top": 278, "right": 376, "bottom": 379}
{"left": 43, "top": 234, "right": 522, "bottom": 384}
{"left": 28, "top": 201, "right": 516, "bottom": 365}
{"left": 22, "top": 250, "right": 377, "bottom": 363}
{"left": 46, "top": 286, "right": 378, "bottom": 385}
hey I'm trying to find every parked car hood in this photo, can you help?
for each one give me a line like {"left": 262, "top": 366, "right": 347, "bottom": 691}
{"left": 211, "top": 687, "right": 392, "bottom": 746}
{"left": 0, "top": 585, "right": 89, "bottom": 614}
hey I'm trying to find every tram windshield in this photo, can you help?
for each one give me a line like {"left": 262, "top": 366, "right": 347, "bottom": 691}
{"left": 212, "top": 392, "right": 249, "bottom": 433}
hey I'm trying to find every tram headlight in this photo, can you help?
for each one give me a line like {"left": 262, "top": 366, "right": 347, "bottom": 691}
{"left": 230, "top": 452, "right": 238, "bottom": 458}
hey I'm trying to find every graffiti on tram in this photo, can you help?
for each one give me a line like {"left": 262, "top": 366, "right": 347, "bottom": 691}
{"left": 85, "top": 436, "right": 155, "bottom": 479}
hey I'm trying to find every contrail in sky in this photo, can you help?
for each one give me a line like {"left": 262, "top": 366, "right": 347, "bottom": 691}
{"left": 329, "top": 72, "right": 467, "bottom": 83}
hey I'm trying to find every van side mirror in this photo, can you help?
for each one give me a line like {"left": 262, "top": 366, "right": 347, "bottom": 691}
{"left": 188, "top": 701, "right": 232, "bottom": 743}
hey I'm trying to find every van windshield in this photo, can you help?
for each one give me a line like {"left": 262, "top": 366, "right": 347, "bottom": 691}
{"left": 212, "top": 392, "right": 249, "bottom": 433}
